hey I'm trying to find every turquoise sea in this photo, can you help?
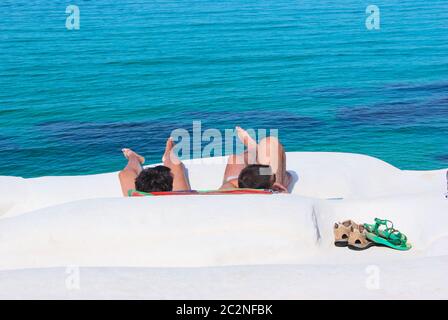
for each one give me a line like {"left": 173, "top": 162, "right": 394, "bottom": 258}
{"left": 0, "top": 0, "right": 447, "bottom": 177}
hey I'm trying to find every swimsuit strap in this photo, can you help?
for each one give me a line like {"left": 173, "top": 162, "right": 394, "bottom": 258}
{"left": 225, "top": 175, "right": 239, "bottom": 183}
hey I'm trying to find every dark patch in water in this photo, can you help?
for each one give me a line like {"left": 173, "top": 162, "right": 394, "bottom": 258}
{"left": 181, "top": 109, "right": 324, "bottom": 130}
{"left": 36, "top": 120, "right": 184, "bottom": 160}
{"left": 0, "top": 134, "right": 20, "bottom": 151}
{"left": 386, "top": 81, "right": 448, "bottom": 93}
{"left": 35, "top": 111, "right": 326, "bottom": 169}
{"left": 337, "top": 97, "right": 448, "bottom": 126}
{"left": 435, "top": 154, "right": 448, "bottom": 162}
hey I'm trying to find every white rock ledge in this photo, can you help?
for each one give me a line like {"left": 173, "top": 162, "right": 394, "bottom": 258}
{"left": 0, "top": 152, "right": 447, "bottom": 299}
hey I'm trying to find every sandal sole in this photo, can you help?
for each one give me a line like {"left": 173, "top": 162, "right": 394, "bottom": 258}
{"left": 366, "top": 232, "right": 412, "bottom": 251}
{"left": 334, "top": 241, "right": 348, "bottom": 247}
{"left": 347, "top": 242, "right": 377, "bottom": 251}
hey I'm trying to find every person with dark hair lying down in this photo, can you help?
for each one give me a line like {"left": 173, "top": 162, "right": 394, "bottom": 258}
{"left": 118, "top": 137, "right": 190, "bottom": 196}
{"left": 219, "top": 126, "right": 291, "bottom": 193}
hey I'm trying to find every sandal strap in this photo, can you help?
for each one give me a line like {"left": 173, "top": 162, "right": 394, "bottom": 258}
{"left": 384, "top": 227, "right": 406, "bottom": 245}
{"left": 374, "top": 218, "right": 393, "bottom": 229}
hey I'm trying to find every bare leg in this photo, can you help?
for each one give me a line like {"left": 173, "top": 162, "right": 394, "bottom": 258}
{"left": 236, "top": 126, "right": 257, "bottom": 164}
{"left": 162, "top": 137, "right": 191, "bottom": 191}
{"left": 118, "top": 148, "right": 145, "bottom": 196}
{"left": 257, "top": 136, "right": 290, "bottom": 189}
{"left": 219, "top": 127, "right": 258, "bottom": 190}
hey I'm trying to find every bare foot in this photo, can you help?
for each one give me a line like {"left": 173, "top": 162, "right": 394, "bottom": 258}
{"left": 122, "top": 148, "right": 145, "bottom": 164}
{"left": 236, "top": 126, "right": 257, "bottom": 147}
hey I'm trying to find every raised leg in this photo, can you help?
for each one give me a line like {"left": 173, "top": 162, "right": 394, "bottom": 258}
{"left": 257, "top": 136, "right": 290, "bottom": 189}
{"left": 219, "top": 127, "right": 258, "bottom": 189}
{"left": 118, "top": 148, "right": 145, "bottom": 196}
{"left": 163, "top": 137, "right": 191, "bottom": 191}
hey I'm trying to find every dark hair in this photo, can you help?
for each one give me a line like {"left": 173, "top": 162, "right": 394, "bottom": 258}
{"left": 238, "top": 164, "right": 275, "bottom": 189}
{"left": 135, "top": 165, "right": 173, "bottom": 192}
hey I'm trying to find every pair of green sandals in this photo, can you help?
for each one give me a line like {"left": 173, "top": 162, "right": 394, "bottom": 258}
{"left": 363, "top": 218, "right": 412, "bottom": 251}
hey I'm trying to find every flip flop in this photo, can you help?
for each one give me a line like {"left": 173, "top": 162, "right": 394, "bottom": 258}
{"left": 347, "top": 225, "right": 377, "bottom": 251}
{"left": 333, "top": 220, "right": 358, "bottom": 247}
{"left": 364, "top": 218, "right": 412, "bottom": 251}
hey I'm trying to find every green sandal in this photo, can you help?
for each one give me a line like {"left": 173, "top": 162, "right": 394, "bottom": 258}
{"left": 364, "top": 218, "right": 412, "bottom": 251}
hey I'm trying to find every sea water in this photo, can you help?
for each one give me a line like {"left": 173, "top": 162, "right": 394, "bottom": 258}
{"left": 0, "top": 0, "right": 447, "bottom": 177}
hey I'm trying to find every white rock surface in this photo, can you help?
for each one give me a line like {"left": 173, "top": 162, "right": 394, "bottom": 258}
{"left": 0, "top": 152, "right": 446, "bottom": 299}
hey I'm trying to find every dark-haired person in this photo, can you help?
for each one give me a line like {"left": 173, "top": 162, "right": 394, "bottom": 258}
{"left": 119, "top": 137, "right": 191, "bottom": 196}
{"left": 219, "top": 126, "right": 291, "bottom": 192}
